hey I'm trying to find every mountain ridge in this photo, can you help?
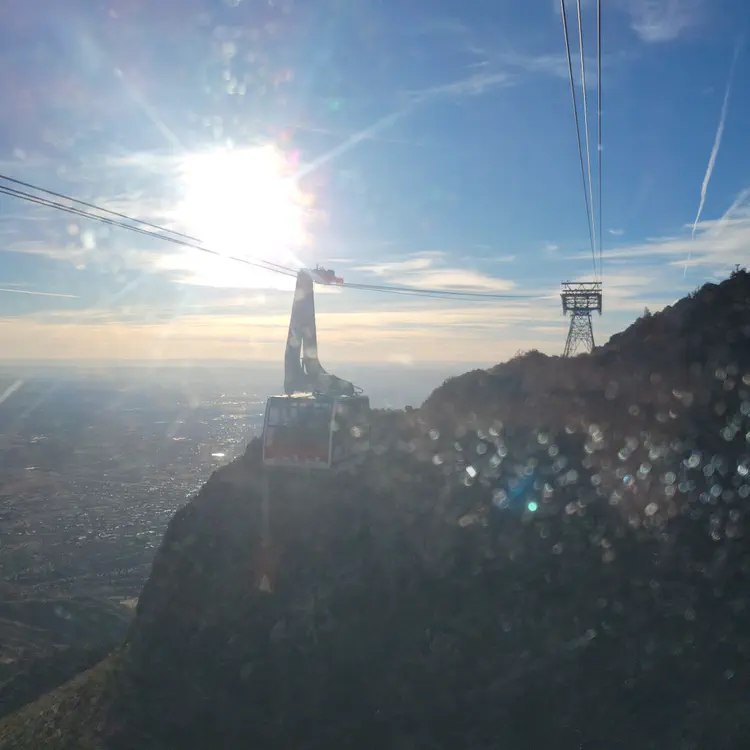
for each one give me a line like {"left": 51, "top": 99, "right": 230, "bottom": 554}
{"left": 3, "top": 269, "right": 750, "bottom": 749}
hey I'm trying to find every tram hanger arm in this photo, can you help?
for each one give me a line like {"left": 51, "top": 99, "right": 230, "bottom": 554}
{"left": 283, "top": 268, "right": 355, "bottom": 396}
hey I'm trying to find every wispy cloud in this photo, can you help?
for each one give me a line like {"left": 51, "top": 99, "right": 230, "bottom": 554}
{"left": 4, "top": 157, "right": 522, "bottom": 300}
{"left": 1, "top": 151, "right": 312, "bottom": 289}
{"left": 689, "top": 36, "right": 744, "bottom": 244}
{"left": 152, "top": 247, "right": 299, "bottom": 292}
{"left": 416, "top": 17, "right": 488, "bottom": 63}
{"left": 409, "top": 71, "right": 515, "bottom": 101}
{"left": 608, "top": 228, "right": 624, "bottom": 236}
{"left": 711, "top": 187, "right": 750, "bottom": 236}
{"left": 355, "top": 257, "right": 435, "bottom": 276}
{"left": 624, "top": 0, "right": 705, "bottom": 43}
{"left": 570, "top": 188, "right": 750, "bottom": 275}
{"left": 497, "top": 51, "right": 601, "bottom": 87}
{"left": 415, "top": 13, "right": 613, "bottom": 92}
{"left": 0, "top": 299, "right": 566, "bottom": 365}
{"left": 556, "top": 208, "right": 750, "bottom": 352}
{"left": 354, "top": 252, "right": 518, "bottom": 292}
{"left": 564, "top": 268, "right": 689, "bottom": 338}
{"left": 3, "top": 263, "right": 685, "bottom": 364}
{"left": 5, "top": 233, "right": 170, "bottom": 278}
{"left": 399, "top": 269, "right": 517, "bottom": 292}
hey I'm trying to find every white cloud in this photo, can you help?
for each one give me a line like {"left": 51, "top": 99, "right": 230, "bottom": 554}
{"left": 410, "top": 71, "right": 515, "bottom": 100}
{"left": 153, "top": 249, "right": 299, "bottom": 291}
{"left": 622, "top": 0, "right": 705, "bottom": 43}
{"left": 554, "top": 190, "right": 750, "bottom": 346}
{"left": 354, "top": 256, "right": 437, "bottom": 276}
{"left": 0, "top": 297, "right": 568, "bottom": 365}
{"left": 353, "top": 252, "right": 519, "bottom": 292}
{"left": 568, "top": 268, "right": 678, "bottom": 311}
{"left": 532, "top": 325, "right": 567, "bottom": 333}
{"left": 555, "top": 265, "right": 698, "bottom": 348}
{"left": 1, "top": 147, "right": 321, "bottom": 289}
{"left": 2, "top": 251, "right": 691, "bottom": 364}
{"left": 404, "top": 269, "right": 517, "bottom": 292}
{"left": 569, "top": 188, "right": 750, "bottom": 275}
{"left": 414, "top": 11, "right": 617, "bottom": 98}
{"left": 4, "top": 169, "right": 527, "bottom": 302}
{"left": 608, "top": 228, "right": 624, "bottom": 236}
{"left": 500, "top": 52, "right": 597, "bottom": 86}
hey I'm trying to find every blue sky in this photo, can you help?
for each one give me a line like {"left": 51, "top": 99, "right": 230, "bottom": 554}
{"left": 0, "top": 0, "right": 748, "bottom": 366}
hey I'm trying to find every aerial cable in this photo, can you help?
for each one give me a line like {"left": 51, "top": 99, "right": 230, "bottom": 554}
{"left": 337, "top": 285, "right": 517, "bottom": 301}
{"left": 297, "top": 265, "right": 538, "bottom": 299}
{"left": 574, "top": 0, "right": 598, "bottom": 279}
{"left": 596, "top": 0, "right": 603, "bottom": 281}
{"left": 0, "top": 175, "right": 534, "bottom": 299}
{"left": 0, "top": 172, "right": 302, "bottom": 281}
{"left": 342, "top": 281, "right": 539, "bottom": 300}
{"left": 560, "top": 0, "right": 597, "bottom": 281}
{"left": 0, "top": 174, "right": 496, "bottom": 296}
{"left": 0, "top": 180, "right": 541, "bottom": 303}
{"left": 0, "top": 173, "right": 217, "bottom": 242}
{"left": 0, "top": 183, "right": 298, "bottom": 279}
{"left": 0, "top": 172, "right": 199, "bottom": 244}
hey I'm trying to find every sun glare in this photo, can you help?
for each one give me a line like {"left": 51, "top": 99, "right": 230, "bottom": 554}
{"left": 173, "top": 145, "right": 311, "bottom": 287}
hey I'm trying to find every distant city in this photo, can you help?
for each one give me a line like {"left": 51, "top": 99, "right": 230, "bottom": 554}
{"left": 0, "top": 362, "right": 455, "bottom": 603}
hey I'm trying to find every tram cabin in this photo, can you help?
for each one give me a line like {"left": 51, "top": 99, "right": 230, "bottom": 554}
{"left": 262, "top": 394, "right": 370, "bottom": 470}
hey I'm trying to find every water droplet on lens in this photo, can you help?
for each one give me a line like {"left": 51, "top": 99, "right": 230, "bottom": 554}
{"left": 492, "top": 489, "right": 508, "bottom": 508}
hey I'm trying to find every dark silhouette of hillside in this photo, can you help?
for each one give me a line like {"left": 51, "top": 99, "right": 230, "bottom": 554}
{"left": 0, "top": 584, "right": 130, "bottom": 722}
{"left": 2, "top": 270, "right": 750, "bottom": 749}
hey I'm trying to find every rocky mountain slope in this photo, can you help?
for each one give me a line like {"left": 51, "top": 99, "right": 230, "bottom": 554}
{"left": 2, "top": 270, "right": 750, "bottom": 749}
{"left": 0, "top": 583, "right": 131, "bottom": 721}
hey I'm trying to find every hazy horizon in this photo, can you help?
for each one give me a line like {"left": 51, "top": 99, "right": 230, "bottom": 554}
{"left": 1, "top": 360, "right": 467, "bottom": 410}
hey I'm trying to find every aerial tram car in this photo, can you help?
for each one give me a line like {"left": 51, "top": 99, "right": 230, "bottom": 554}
{"left": 261, "top": 267, "right": 371, "bottom": 471}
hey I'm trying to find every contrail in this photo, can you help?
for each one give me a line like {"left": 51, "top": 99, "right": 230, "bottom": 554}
{"left": 115, "top": 68, "right": 184, "bottom": 153}
{"left": 294, "top": 69, "right": 509, "bottom": 182}
{"left": 712, "top": 187, "right": 750, "bottom": 236}
{"left": 687, "top": 35, "right": 744, "bottom": 270}
{"left": 294, "top": 105, "right": 416, "bottom": 181}
{"left": 0, "top": 287, "right": 79, "bottom": 298}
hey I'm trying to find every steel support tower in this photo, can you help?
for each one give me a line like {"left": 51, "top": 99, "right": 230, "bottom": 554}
{"left": 561, "top": 281, "right": 602, "bottom": 357}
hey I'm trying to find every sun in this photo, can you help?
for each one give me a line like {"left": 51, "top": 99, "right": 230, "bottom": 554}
{"left": 172, "top": 145, "right": 311, "bottom": 287}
